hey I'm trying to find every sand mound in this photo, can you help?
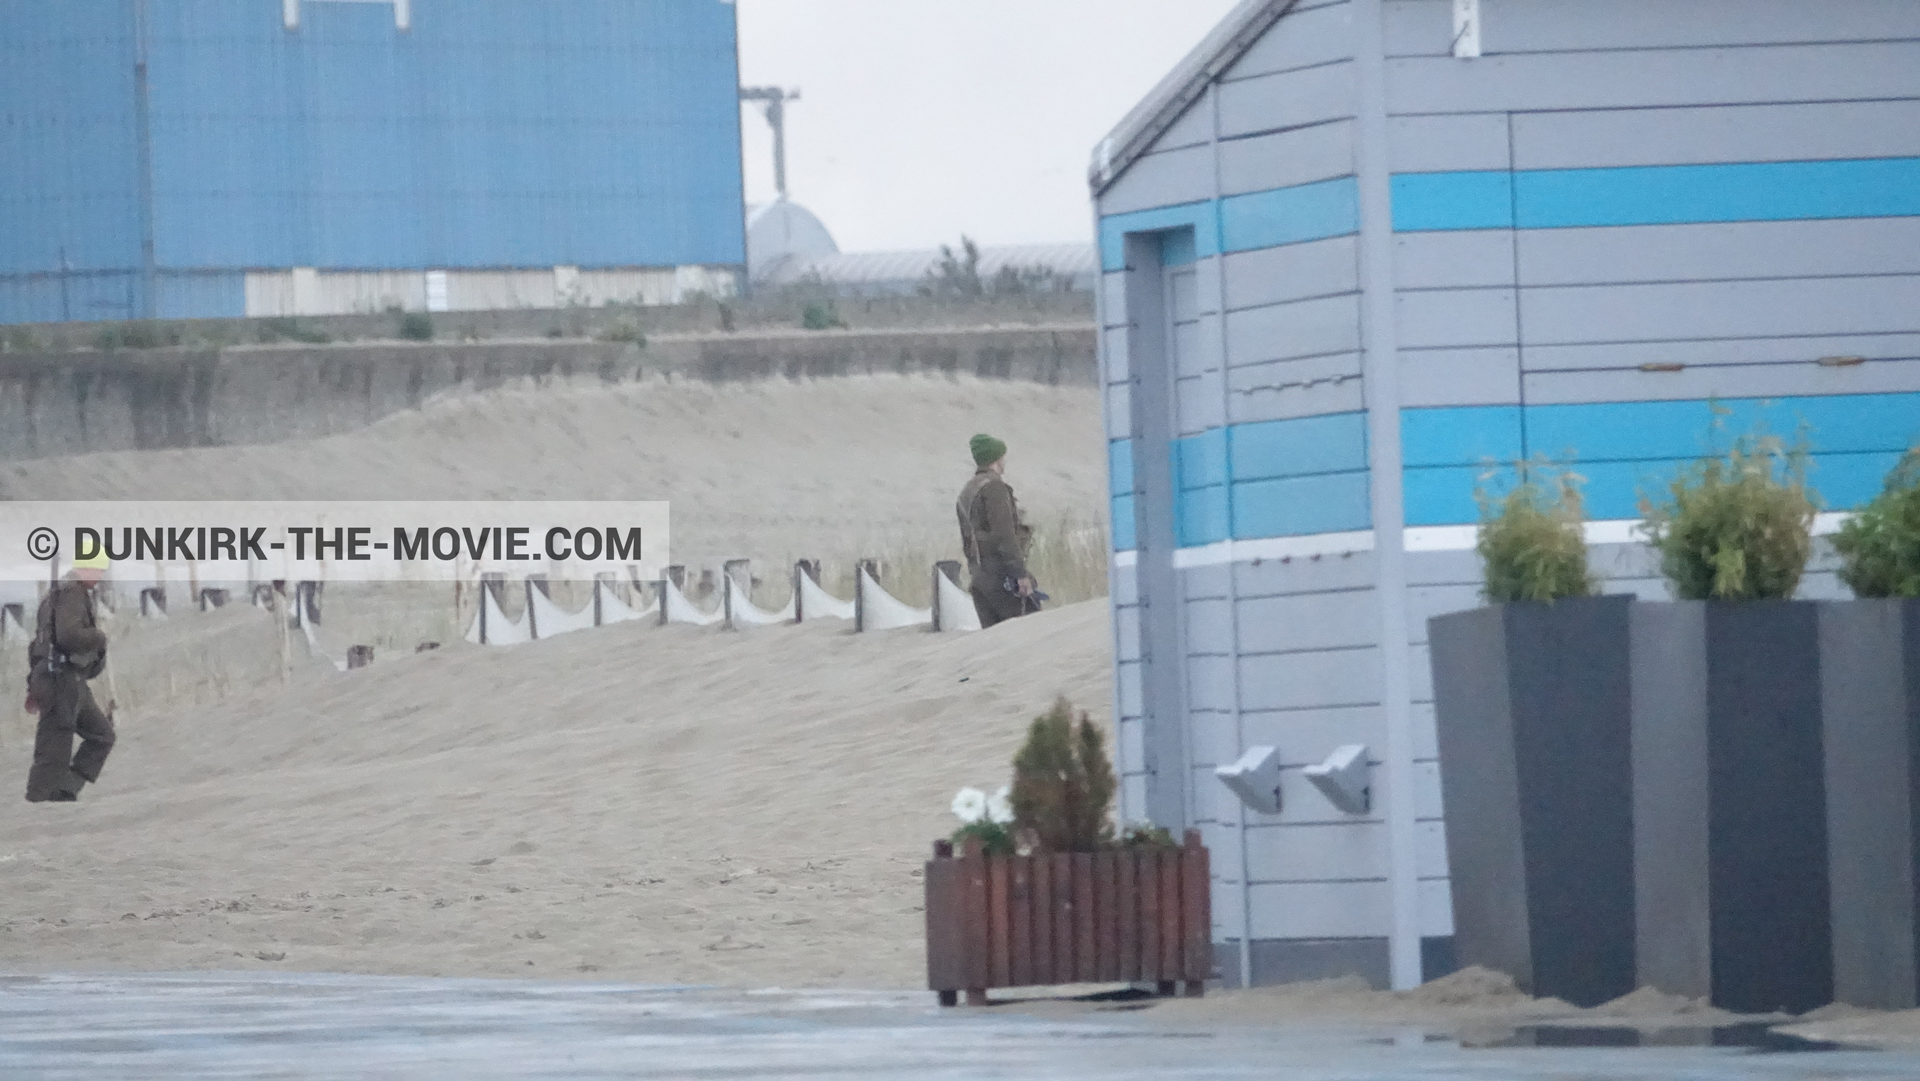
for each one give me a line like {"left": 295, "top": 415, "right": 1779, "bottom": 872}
{"left": 0, "top": 374, "right": 1105, "bottom": 569}
{"left": 0, "top": 599, "right": 1114, "bottom": 987}
{"left": 1780, "top": 1006, "right": 1920, "bottom": 1048}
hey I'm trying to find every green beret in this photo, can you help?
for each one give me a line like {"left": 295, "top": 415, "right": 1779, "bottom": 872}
{"left": 970, "top": 433, "right": 1007, "bottom": 467}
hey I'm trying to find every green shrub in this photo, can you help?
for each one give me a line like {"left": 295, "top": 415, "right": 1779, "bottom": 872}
{"left": 1115, "top": 824, "right": 1178, "bottom": 851}
{"left": 800, "top": 301, "right": 845, "bottom": 330}
{"left": 1833, "top": 448, "right": 1920, "bottom": 598}
{"left": 1009, "top": 697, "right": 1116, "bottom": 853}
{"left": 398, "top": 312, "right": 434, "bottom": 341}
{"left": 257, "top": 317, "right": 331, "bottom": 345}
{"left": 1475, "top": 461, "right": 1595, "bottom": 603}
{"left": 94, "top": 320, "right": 179, "bottom": 351}
{"left": 597, "top": 318, "right": 644, "bottom": 344}
{"left": 950, "top": 819, "right": 1017, "bottom": 857}
{"left": 1640, "top": 428, "right": 1817, "bottom": 600}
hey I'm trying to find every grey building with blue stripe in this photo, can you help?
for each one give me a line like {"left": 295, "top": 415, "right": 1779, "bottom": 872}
{"left": 1092, "top": 0, "right": 1920, "bottom": 990}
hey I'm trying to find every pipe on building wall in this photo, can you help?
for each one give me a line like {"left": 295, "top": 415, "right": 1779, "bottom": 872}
{"left": 133, "top": 0, "right": 157, "bottom": 319}
{"left": 1353, "top": 0, "right": 1423, "bottom": 991}
{"left": 1205, "top": 79, "right": 1256, "bottom": 992}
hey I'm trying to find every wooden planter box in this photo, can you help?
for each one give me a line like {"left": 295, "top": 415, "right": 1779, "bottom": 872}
{"left": 923, "top": 829, "right": 1211, "bottom": 1006}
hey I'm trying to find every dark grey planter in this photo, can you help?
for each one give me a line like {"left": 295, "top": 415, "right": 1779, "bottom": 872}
{"left": 1820, "top": 598, "right": 1920, "bottom": 1009}
{"left": 1631, "top": 600, "right": 1833, "bottom": 1015}
{"left": 1430, "top": 595, "right": 1637, "bottom": 1008}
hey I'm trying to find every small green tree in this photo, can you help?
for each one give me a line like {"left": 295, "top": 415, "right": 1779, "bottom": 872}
{"left": 1833, "top": 448, "right": 1920, "bottom": 598}
{"left": 1475, "top": 461, "right": 1595, "bottom": 603}
{"left": 1009, "top": 698, "right": 1116, "bottom": 853}
{"left": 398, "top": 311, "right": 435, "bottom": 341}
{"left": 1640, "top": 425, "right": 1817, "bottom": 600}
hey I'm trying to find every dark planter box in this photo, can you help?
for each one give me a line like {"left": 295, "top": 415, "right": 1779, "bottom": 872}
{"left": 1820, "top": 598, "right": 1920, "bottom": 1009}
{"left": 1430, "top": 595, "right": 1637, "bottom": 1008}
{"left": 1632, "top": 600, "right": 1833, "bottom": 1015}
{"left": 1436, "top": 595, "right": 1920, "bottom": 1013}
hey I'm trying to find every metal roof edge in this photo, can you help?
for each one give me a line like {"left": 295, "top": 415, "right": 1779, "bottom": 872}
{"left": 1087, "top": 0, "right": 1300, "bottom": 198}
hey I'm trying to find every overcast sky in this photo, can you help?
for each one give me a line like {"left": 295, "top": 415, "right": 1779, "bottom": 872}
{"left": 734, "top": 1, "right": 1242, "bottom": 254}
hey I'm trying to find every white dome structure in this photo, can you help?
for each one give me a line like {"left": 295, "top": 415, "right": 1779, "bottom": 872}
{"left": 746, "top": 198, "right": 839, "bottom": 284}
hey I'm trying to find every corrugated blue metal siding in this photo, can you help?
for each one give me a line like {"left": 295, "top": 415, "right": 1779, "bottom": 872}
{"left": 0, "top": 1, "right": 142, "bottom": 276}
{"left": 1, "top": 0, "right": 743, "bottom": 323}
{"left": 148, "top": 0, "right": 744, "bottom": 271}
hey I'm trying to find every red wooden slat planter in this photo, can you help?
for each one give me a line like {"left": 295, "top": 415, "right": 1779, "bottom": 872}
{"left": 924, "top": 830, "right": 1212, "bottom": 1006}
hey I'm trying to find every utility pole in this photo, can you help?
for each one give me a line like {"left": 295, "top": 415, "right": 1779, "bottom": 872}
{"left": 739, "top": 86, "right": 800, "bottom": 198}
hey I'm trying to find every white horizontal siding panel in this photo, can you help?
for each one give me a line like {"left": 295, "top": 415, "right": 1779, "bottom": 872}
{"left": 1238, "top": 589, "right": 1380, "bottom": 654}
{"left": 1395, "top": 231, "right": 1514, "bottom": 291}
{"left": 1241, "top": 647, "right": 1383, "bottom": 712}
{"left": 1225, "top": 235, "right": 1361, "bottom": 311}
{"left": 1396, "top": 287, "right": 1518, "bottom": 350}
{"left": 1244, "top": 818, "right": 1450, "bottom": 882}
{"left": 1099, "top": 144, "right": 1217, "bottom": 218}
{"left": 1517, "top": 218, "right": 1920, "bottom": 290}
{"left": 1387, "top": 42, "right": 1920, "bottom": 117}
{"left": 1520, "top": 275, "right": 1920, "bottom": 347}
{"left": 1399, "top": 346, "right": 1521, "bottom": 408}
{"left": 1513, "top": 100, "right": 1920, "bottom": 172}
{"left": 1388, "top": 113, "right": 1511, "bottom": 172}
{"left": 1523, "top": 332, "right": 1920, "bottom": 374}
{"left": 1240, "top": 704, "right": 1385, "bottom": 767}
{"left": 1224, "top": 0, "right": 1354, "bottom": 82}
{"left": 1220, "top": 121, "right": 1356, "bottom": 197}
{"left": 1219, "top": 61, "right": 1358, "bottom": 139}
{"left": 1226, "top": 293, "right": 1364, "bottom": 366}
{"left": 1523, "top": 358, "right": 1920, "bottom": 406}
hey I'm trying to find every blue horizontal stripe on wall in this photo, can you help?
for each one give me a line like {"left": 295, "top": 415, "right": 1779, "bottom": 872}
{"left": 1401, "top": 391, "right": 1920, "bottom": 525}
{"left": 1229, "top": 412, "right": 1369, "bottom": 481}
{"left": 1178, "top": 484, "right": 1230, "bottom": 548}
{"left": 1237, "top": 472, "right": 1372, "bottom": 539}
{"left": 1109, "top": 439, "right": 1135, "bottom": 497}
{"left": 1401, "top": 405, "right": 1523, "bottom": 468}
{"left": 1098, "top": 201, "right": 1217, "bottom": 272}
{"left": 1392, "top": 157, "right": 1920, "bottom": 233}
{"left": 1098, "top": 177, "right": 1360, "bottom": 271}
{"left": 1220, "top": 177, "right": 1360, "bottom": 255}
{"left": 1175, "top": 428, "right": 1228, "bottom": 492}
{"left": 1163, "top": 413, "right": 1374, "bottom": 546}
{"left": 1527, "top": 393, "right": 1920, "bottom": 463}
{"left": 1112, "top": 493, "right": 1137, "bottom": 551}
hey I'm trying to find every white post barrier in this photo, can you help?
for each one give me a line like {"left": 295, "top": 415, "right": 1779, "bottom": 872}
{"left": 855, "top": 559, "right": 932, "bottom": 632}
{"left": 932, "top": 560, "right": 981, "bottom": 632}
{"left": 724, "top": 564, "right": 796, "bottom": 629}
{"left": 796, "top": 560, "right": 853, "bottom": 622}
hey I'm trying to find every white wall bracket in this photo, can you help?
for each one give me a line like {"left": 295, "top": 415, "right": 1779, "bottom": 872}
{"left": 1451, "top": 0, "right": 1482, "bottom": 58}
{"left": 1304, "top": 744, "right": 1372, "bottom": 815}
{"left": 1216, "top": 745, "right": 1283, "bottom": 816}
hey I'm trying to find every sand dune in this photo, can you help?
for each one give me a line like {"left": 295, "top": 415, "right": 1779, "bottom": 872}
{"left": 0, "top": 600, "right": 1114, "bottom": 988}
{"left": 0, "top": 374, "right": 1105, "bottom": 571}
{"left": 0, "top": 370, "right": 1117, "bottom": 990}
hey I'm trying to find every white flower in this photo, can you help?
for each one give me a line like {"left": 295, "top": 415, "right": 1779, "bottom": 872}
{"left": 986, "top": 786, "right": 1014, "bottom": 824}
{"left": 950, "top": 787, "right": 988, "bottom": 823}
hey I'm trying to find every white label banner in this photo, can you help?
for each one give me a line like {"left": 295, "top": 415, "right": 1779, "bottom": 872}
{"left": 0, "top": 501, "right": 669, "bottom": 584}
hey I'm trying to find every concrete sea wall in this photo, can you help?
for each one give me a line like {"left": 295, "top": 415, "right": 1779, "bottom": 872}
{"left": 0, "top": 325, "right": 1097, "bottom": 461}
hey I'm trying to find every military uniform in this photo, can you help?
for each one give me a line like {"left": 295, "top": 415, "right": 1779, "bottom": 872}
{"left": 25, "top": 580, "right": 114, "bottom": 802}
{"left": 956, "top": 467, "right": 1036, "bottom": 628}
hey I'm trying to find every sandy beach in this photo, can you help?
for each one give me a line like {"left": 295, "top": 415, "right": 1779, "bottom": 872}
{"left": 0, "top": 593, "right": 1112, "bottom": 988}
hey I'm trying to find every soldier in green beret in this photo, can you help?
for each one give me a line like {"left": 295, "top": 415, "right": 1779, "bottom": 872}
{"left": 956, "top": 434, "right": 1037, "bottom": 627}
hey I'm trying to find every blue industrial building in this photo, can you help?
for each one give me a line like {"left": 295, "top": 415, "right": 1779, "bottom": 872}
{"left": 1093, "top": 0, "right": 1920, "bottom": 991}
{"left": 0, "top": 0, "right": 746, "bottom": 324}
